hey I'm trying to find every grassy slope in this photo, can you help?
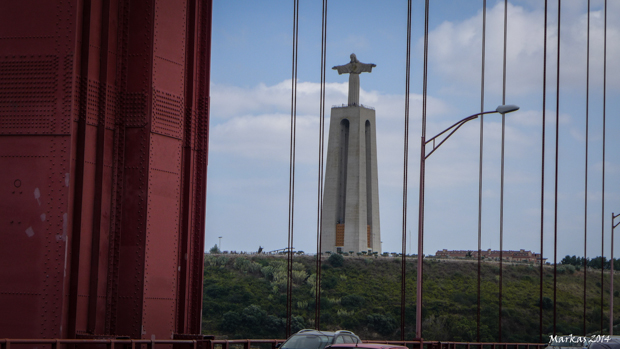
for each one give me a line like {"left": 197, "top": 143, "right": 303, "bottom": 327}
{"left": 202, "top": 254, "right": 620, "bottom": 342}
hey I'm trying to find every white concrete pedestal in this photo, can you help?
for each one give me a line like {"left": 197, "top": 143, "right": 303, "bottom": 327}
{"left": 321, "top": 105, "right": 381, "bottom": 254}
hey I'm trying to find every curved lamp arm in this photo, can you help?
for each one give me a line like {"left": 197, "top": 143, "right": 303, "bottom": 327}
{"left": 424, "top": 104, "right": 519, "bottom": 159}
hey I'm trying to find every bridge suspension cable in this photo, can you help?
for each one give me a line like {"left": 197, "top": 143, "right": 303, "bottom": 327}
{"left": 498, "top": 0, "right": 509, "bottom": 340}
{"left": 286, "top": 0, "right": 300, "bottom": 337}
{"left": 401, "top": 0, "right": 412, "bottom": 340}
{"left": 600, "top": 0, "right": 607, "bottom": 335}
{"left": 553, "top": 0, "right": 561, "bottom": 336}
{"left": 477, "top": 0, "right": 487, "bottom": 342}
{"left": 583, "top": 0, "right": 591, "bottom": 337}
{"left": 315, "top": 0, "right": 328, "bottom": 330}
{"left": 539, "top": 0, "right": 548, "bottom": 343}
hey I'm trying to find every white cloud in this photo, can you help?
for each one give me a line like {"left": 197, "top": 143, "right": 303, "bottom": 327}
{"left": 209, "top": 80, "right": 452, "bottom": 170}
{"left": 210, "top": 80, "right": 451, "bottom": 120}
{"left": 210, "top": 113, "right": 308, "bottom": 163}
{"left": 425, "top": 1, "right": 620, "bottom": 96}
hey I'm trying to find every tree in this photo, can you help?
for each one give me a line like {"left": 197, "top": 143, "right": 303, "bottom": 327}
{"left": 538, "top": 296, "right": 553, "bottom": 310}
{"left": 588, "top": 256, "right": 607, "bottom": 269}
{"left": 561, "top": 255, "right": 574, "bottom": 265}
{"left": 220, "top": 305, "right": 286, "bottom": 339}
{"left": 328, "top": 253, "right": 344, "bottom": 267}
{"left": 341, "top": 294, "right": 365, "bottom": 309}
{"left": 209, "top": 244, "right": 221, "bottom": 254}
{"left": 367, "top": 313, "right": 397, "bottom": 336}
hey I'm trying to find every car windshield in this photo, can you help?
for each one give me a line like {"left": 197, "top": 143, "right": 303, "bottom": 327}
{"left": 282, "top": 335, "right": 331, "bottom": 349}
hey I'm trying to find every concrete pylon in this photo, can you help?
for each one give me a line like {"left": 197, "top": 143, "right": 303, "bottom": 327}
{"left": 322, "top": 54, "right": 380, "bottom": 254}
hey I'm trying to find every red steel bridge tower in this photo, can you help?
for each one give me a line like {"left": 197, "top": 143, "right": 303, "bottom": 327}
{"left": 0, "top": 0, "right": 212, "bottom": 340}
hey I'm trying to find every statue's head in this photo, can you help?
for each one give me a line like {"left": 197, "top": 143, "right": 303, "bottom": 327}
{"left": 350, "top": 53, "right": 359, "bottom": 63}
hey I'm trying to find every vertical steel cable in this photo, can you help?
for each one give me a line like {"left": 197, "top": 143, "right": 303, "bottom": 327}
{"left": 498, "top": 0, "right": 508, "bottom": 342}
{"left": 612, "top": 213, "right": 618, "bottom": 335}
{"left": 601, "top": 0, "right": 607, "bottom": 335}
{"left": 584, "top": 0, "right": 591, "bottom": 336}
{"left": 315, "top": 0, "right": 328, "bottom": 330}
{"left": 401, "top": 0, "right": 412, "bottom": 340}
{"left": 415, "top": 0, "right": 430, "bottom": 339}
{"left": 553, "top": 0, "right": 561, "bottom": 337}
{"left": 286, "top": 0, "right": 300, "bottom": 337}
{"left": 476, "top": 0, "right": 487, "bottom": 342}
{"left": 539, "top": 0, "right": 548, "bottom": 343}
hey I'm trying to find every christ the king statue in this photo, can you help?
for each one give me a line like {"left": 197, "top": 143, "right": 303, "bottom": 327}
{"left": 332, "top": 53, "right": 376, "bottom": 106}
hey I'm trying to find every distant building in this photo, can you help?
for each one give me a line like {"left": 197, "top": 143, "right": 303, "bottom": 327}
{"left": 435, "top": 248, "right": 546, "bottom": 263}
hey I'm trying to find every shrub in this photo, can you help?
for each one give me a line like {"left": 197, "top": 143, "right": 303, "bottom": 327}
{"left": 234, "top": 257, "right": 250, "bottom": 271}
{"left": 248, "top": 261, "right": 262, "bottom": 273}
{"left": 538, "top": 296, "right": 553, "bottom": 310}
{"left": 292, "top": 269, "right": 308, "bottom": 284}
{"left": 307, "top": 273, "right": 316, "bottom": 286}
{"left": 337, "top": 309, "right": 354, "bottom": 316}
{"left": 205, "top": 255, "right": 217, "bottom": 267}
{"left": 367, "top": 313, "right": 397, "bottom": 336}
{"left": 328, "top": 253, "right": 345, "bottom": 267}
{"left": 215, "top": 256, "right": 229, "bottom": 266}
{"left": 291, "top": 315, "right": 306, "bottom": 333}
{"left": 220, "top": 305, "right": 287, "bottom": 339}
{"left": 261, "top": 266, "right": 275, "bottom": 280}
{"left": 341, "top": 294, "right": 365, "bottom": 309}
{"left": 205, "top": 284, "right": 228, "bottom": 298}
{"left": 296, "top": 300, "right": 308, "bottom": 309}
{"left": 293, "top": 261, "right": 305, "bottom": 271}
{"left": 326, "top": 297, "right": 341, "bottom": 305}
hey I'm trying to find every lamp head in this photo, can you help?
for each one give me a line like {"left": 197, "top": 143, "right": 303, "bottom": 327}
{"left": 496, "top": 104, "right": 520, "bottom": 114}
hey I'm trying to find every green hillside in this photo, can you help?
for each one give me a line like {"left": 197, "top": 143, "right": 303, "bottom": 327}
{"left": 202, "top": 254, "right": 620, "bottom": 343}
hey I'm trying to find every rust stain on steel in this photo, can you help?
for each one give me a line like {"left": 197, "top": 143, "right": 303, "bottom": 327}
{"left": 0, "top": 0, "right": 212, "bottom": 340}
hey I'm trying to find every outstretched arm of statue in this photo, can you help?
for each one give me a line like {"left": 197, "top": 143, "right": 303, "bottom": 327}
{"left": 332, "top": 64, "right": 353, "bottom": 75}
{"left": 332, "top": 62, "right": 376, "bottom": 75}
{"left": 356, "top": 62, "right": 376, "bottom": 73}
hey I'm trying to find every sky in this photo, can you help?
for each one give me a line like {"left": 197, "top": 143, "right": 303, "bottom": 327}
{"left": 206, "top": 0, "right": 620, "bottom": 260}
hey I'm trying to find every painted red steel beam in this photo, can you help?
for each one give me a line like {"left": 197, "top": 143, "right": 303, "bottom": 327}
{"left": 87, "top": 0, "right": 114, "bottom": 334}
{"left": 67, "top": 0, "right": 93, "bottom": 338}
{"left": 176, "top": 0, "right": 213, "bottom": 334}
{"left": 0, "top": 0, "right": 212, "bottom": 340}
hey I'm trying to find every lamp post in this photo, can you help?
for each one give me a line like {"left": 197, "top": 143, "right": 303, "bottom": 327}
{"left": 218, "top": 236, "right": 222, "bottom": 252}
{"left": 415, "top": 104, "right": 519, "bottom": 338}
{"left": 610, "top": 213, "right": 620, "bottom": 335}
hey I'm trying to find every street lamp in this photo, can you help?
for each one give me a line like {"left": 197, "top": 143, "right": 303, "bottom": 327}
{"left": 610, "top": 213, "right": 620, "bottom": 335}
{"left": 415, "top": 104, "right": 519, "bottom": 338}
{"left": 218, "top": 236, "right": 222, "bottom": 252}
